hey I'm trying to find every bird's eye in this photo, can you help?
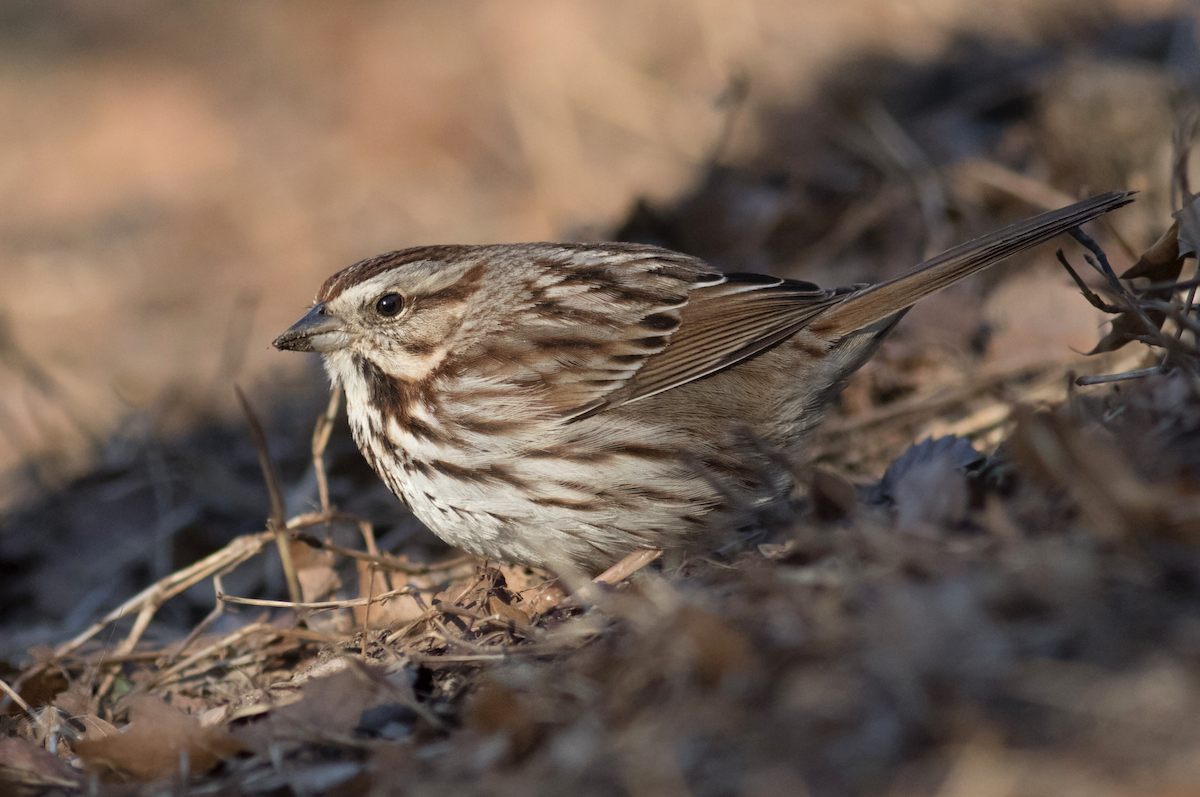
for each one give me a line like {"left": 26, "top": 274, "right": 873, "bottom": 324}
{"left": 375, "top": 293, "right": 404, "bottom": 317}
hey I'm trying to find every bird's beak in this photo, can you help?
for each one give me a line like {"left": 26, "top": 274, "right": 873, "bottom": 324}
{"left": 273, "top": 303, "right": 350, "bottom": 353}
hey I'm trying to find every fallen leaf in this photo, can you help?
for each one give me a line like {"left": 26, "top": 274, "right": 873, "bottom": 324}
{"left": 74, "top": 696, "right": 244, "bottom": 782}
{"left": 0, "top": 737, "right": 83, "bottom": 793}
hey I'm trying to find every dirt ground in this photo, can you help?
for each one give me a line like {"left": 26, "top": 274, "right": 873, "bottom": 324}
{"left": 2, "top": 1, "right": 1200, "bottom": 795}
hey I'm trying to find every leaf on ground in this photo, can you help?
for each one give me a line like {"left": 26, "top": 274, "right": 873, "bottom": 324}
{"left": 0, "top": 737, "right": 83, "bottom": 792}
{"left": 233, "top": 661, "right": 417, "bottom": 754}
{"left": 872, "top": 436, "right": 983, "bottom": 532}
{"left": 73, "top": 695, "right": 245, "bottom": 782}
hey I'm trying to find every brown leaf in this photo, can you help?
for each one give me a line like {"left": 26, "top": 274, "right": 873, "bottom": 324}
{"left": 12, "top": 667, "right": 68, "bottom": 713}
{"left": 1121, "top": 220, "right": 1182, "bottom": 280}
{"left": 292, "top": 538, "right": 341, "bottom": 603}
{"left": 0, "top": 738, "right": 83, "bottom": 794}
{"left": 675, "top": 606, "right": 753, "bottom": 684}
{"left": 1172, "top": 198, "right": 1200, "bottom": 259}
{"left": 465, "top": 678, "right": 539, "bottom": 758}
{"left": 487, "top": 594, "right": 532, "bottom": 626}
{"left": 74, "top": 696, "right": 245, "bottom": 782}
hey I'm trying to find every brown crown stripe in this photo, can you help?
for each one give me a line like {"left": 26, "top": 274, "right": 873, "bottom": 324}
{"left": 317, "top": 241, "right": 710, "bottom": 305}
{"left": 318, "top": 245, "right": 473, "bottom": 303}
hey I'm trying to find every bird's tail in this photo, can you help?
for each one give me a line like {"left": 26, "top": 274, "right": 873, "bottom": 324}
{"left": 814, "top": 190, "right": 1135, "bottom": 337}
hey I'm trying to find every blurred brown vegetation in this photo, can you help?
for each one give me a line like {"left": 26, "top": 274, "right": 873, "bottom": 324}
{"left": 0, "top": 0, "right": 1180, "bottom": 494}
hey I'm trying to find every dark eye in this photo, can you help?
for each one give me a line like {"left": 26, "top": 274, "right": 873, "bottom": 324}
{"left": 375, "top": 293, "right": 403, "bottom": 317}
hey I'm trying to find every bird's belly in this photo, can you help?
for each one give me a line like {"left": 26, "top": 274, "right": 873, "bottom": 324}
{"left": 349, "top": 389, "right": 799, "bottom": 573}
{"left": 389, "top": 449, "right": 721, "bottom": 573}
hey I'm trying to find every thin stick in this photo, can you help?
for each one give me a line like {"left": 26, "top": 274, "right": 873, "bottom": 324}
{"left": 218, "top": 587, "right": 411, "bottom": 612}
{"left": 1075, "top": 366, "right": 1164, "bottom": 386}
{"left": 94, "top": 583, "right": 167, "bottom": 700}
{"left": 1055, "top": 248, "right": 1125, "bottom": 313}
{"left": 0, "top": 676, "right": 32, "bottom": 718}
{"left": 53, "top": 531, "right": 272, "bottom": 659}
{"left": 171, "top": 573, "right": 230, "bottom": 662}
{"left": 147, "top": 623, "right": 276, "bottom": 689}
{"left": 594, "top": 549, "right": 663, "bottom": 584}
{"left": 312, "top": 387, "right": 342, "bottom": 518}
{"left": 362, "top": 564, "right": 376, "bottom": 659}
{"left": 289, "top": 528, "right": 473, "bottom": 574}
{"left": 235, "top": 386, "right": 302, "bottom": 606}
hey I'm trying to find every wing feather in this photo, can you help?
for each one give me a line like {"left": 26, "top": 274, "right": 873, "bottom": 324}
{"left": 599, "top": 276, "right": 846, "bottom": 409}
{"left": 535, "top": 190, "right": 1132, "bottom": 422}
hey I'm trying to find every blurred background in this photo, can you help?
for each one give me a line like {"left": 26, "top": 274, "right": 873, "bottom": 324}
{"left": 0, "top": 0, "right": 1184, "bottom": 497}
{"left": 0, "top": 0, "right": 1195, "bottom": 651}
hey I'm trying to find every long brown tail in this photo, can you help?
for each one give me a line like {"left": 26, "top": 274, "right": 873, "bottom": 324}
{"left": 815, "top": 190, "right": 1135, "bottom": 337}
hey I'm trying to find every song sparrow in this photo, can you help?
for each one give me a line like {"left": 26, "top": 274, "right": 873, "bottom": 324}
{"left": 275, "top": 192, "right": 1131, "bottom": 573}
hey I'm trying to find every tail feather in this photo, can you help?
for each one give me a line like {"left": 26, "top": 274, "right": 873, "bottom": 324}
{"left": 815, "top": 190, "right": 1135, "bottom": 337}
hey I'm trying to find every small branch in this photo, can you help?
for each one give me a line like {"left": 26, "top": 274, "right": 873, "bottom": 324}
{"left": 1069, "top": 228, "right": 1125, "bottom": 289}
{"left": 218, "top": 587, "right": 414, "bottom": 612}
{"left": 1075, "top": 366, "right": 1164, "bottom": 386}
{"left": 311, "top": 387, "right": 342, "bottom": 519}
{"left": 1056, "top": 247, "right": 1124, "bottom": 313}
{"left": 0, "top": 676, "right": 33, "bottom": 719}
{"left": 289, "top": 529, "right": 474, "bottom": 574}
{"left": 235, "top": 385, "right": 302, "bottom": 607}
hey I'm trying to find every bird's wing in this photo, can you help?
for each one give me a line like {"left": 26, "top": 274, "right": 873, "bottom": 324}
{"left": 591, "top": 274, "right": 848, "bottom": 412}
{"left": 509, "top": 243, "right": 845, "bottom": 421}
{"left": 531, "top": 189, "right": 1133, "bottom": 422}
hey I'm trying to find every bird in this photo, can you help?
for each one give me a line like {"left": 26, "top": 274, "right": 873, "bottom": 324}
{"left": 274, "top": 191, "right": 1132, "bottom": 574}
